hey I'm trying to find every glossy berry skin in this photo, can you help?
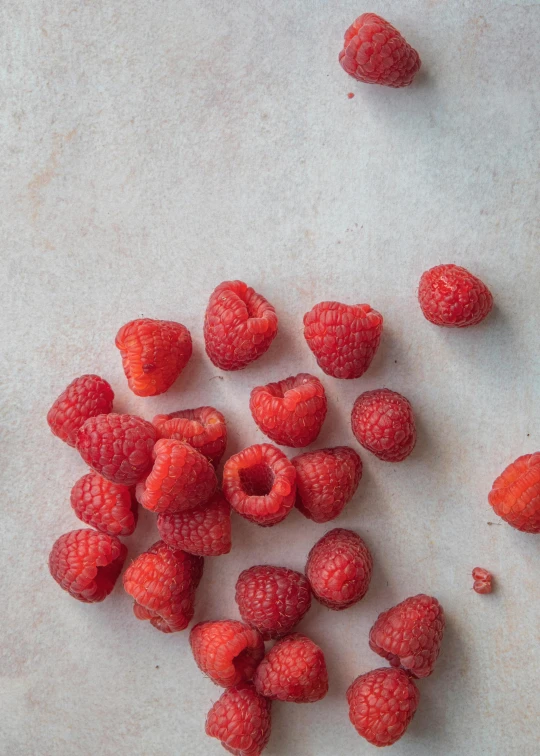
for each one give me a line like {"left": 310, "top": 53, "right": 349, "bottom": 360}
{"left": 153, "top": 406, "right": 227, "bottom": 467}
{"left": 49, "top": 529, "right": 127, "bottom": 603}
{"left": 206, "top": 683, "right": 272, "bottom": 756}
{"left": 352, "top": 389, "right": 416, "bottom": 463}
{"left": 254, "top": 634, "right": 328, "bottom": 704}
{"left": 418, "top": 264, "right": 493, "bottom": 328}
{"left": 235, "top": 565, "right": 312, "bottom": 640}
{"left": 115, "top": 318, "right": 192, "bottom": 397}
{"left": 488, "top": 453, "right": 540, "bottom": 533}
{"left": 249, "top": 373, "right": 327, "bottom": 448}
{"left": 204, "top": 280, "right": 278, "bottom": 371}
{"left": 70, "top": 472, "right": 137, "bottom": 536}
{"left": 47, "top": 375, "right": 114, "bottom": 447}
{"left": 157, "top": 491, "right": 231, "bottom": 557}
{"left": 303, "top": 302, "right": 383, "bottom": 379}
{"left": 472, "top": 567, "right": 493, "bottom": 594}
{"left": 190, "top": 620, "right": 265, "bottom": 688}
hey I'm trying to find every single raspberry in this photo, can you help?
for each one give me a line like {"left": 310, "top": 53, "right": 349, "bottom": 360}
{"left": 47, "top": 375, "right": 114, "bottom": 447}
{"left": 351, "top": 388, "right": 416, "bottom": 463}
{"left": 123, "top": 540, "right": 203, "bottom": 633}
{"left": 222, "top": 443, "right": 296, "bottom": 526}
{"left": 369, "top": 594, "right": 445, "bottom": 678}
{"left": 418, "top": 264, "right": 493, "bottom": 328}
{"left": 190, "top": 620, "right": 265, "bottom": 687}
{"left": 157, "top": 491, "right": 231, "bottom": 556}
{"left": 70, "top": 472, "right": 138, "bottom": 536}
{"left": 253, "top": 634, "right": 328, "bottom": 703}
{"left": 339, "top": 14, "right": 421, "bottom": 88}
{"left": 303, "top": 302, "right": 383, "bottom": 379}
{"left": 153, "top": 406, "right": 227, "bottom": 467}
{"left": 293, "top": 446, "right": 362, "bottom": 523}
{"left": 204, "top": 280, "right": 278, "bottom": 371}
{"left": 206, "top": 683, "right": 272, "bottom": 756}
{"left": 49, "top": 529, "right": 127, "bottom": 603}
{"left": 472, "top": 567, "right": 493, "bottom": 594}
{"left": 347, "top": 667, "right": 420, "bottom": 747}
{"left": 249, "top": 373, "right": 327, "bottom": 448}
{"left": 488, "top": 453, "right": 540, "bottom": 533}
{"left": 115, "top": 318, "right": 192, "bottom": 397}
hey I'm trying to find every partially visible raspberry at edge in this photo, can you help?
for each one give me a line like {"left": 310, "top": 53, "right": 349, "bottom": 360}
{"left": 351, "top": 388, "right": 416, "bottom": 463}
{"left": 157, "top": 490, "right": 232, "bottom": 556}
{"left": 47, "top": 374, "right": 114, "bottom": 447}
{"left": 190, "top": 619, "right": 265, "bottom": 687}
{"left": 488, "top": 452, "right": 540, "bottom": 533}
{"left": 418, "top": 264, "right": 493, "bottom": 328}
{"left": 205, "top": 683, "right": 272, "bottom": 756}
{"left": 153, "top": 406, "right": 227, "bottom": 466}
{"left": 70, "top": 472, "right": 138, "bottom": 536}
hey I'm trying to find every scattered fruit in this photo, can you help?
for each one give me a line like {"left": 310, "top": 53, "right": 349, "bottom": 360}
{"left": 472, "top": 567, "right": 493, "bottom": 594}
{"left": 351, "top": 388, "right": 416, "bottom": 462}
{"left": 254, "top": 633, "right": 328, "bottom": 703}
{"left": 153, "top": 406, "right": 227, "bottom": 466}
{"left": 488, "top": 452, "right": 540, "bottom": 533}
{"left": 206, "top": 683, "right": 272, "bottom": 756}
{"left": 157, "top": 490, "right": 231, "bottom": 556}
{"left": 418, "top": 264, "right": 493, "bottom": 328}
{"left": 47, "top": 374, "right": 114, "bottom": 447}
{"left": 190, "top": 619, "right": 265, "bottom": 687}
{"left": 70, "top": 472, "right": 137, "bottom": 536}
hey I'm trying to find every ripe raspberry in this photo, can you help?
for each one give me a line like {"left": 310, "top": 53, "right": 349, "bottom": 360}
{"left": 70, "top": 472, "right": 137, "bottom": 536}
{"left": 123, "top": 540, "right": 203, "bottom": 633}
{"left": 418, "top": 264, "right": 493, "bottom": 328}
{"left": 253, "top": 634, "right": 328, "bottom": 703}
{"left": 47, "top": 375, "right": 114, "bottom": 447}
{"left": 249, "top": 373, "right": 327, "bottom": 448}
{"left": 488, "top": 453, "right": 540, "bottom": 533}
{"left": 206, "top": 683, "right": 272, "bottom": 756}
{"left": 49, "top": 529, "right": 127, "bottom": 603}
{"left": 339, "top": 14, "right": 421, "bottom": 88}
{"left": 303, "top": 302, "right": 383, "bottom": 379}
{"left": 347, "top": 667, "right": 420, "bottom": 747}
{"left": 306, "top": 528, "right": 373, "bottom": 610}
{"left": 157, "top": 491, "right": 231, "bottom": 556}
{"left": 222, "top": 443, "right": 296, "bottom": 526}
{"left": 472, "top": 567, "right": 493, "bottom": 594}
{"left": 293, "top": 446, "right": 362, "bottom": 523}
{"left": 115, "top": 318, "right": 192, "bottom": 397}
{"left": 153, "top": 406, "right": 227, "bottom": 467}
{"left": 190, "top": 620, "right": 265, "bottom": 687}
{"left": 204, "top": 280, "right": 278, "bottom": 371}
{"left": 235, "top": 565, "right": 312, "bottom": 640}
{"left": 351, "top": 388, "right": 416, "bottom": 463}
{"left": 369, "top": 594, "right": 445, "bottom": 678}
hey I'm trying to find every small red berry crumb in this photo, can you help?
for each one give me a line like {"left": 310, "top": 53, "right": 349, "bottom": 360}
{"left": 47, "top": 374, "right": 114, "bottom": 447}
{"left": 157, "top": 491, "right": 231, "bottom": 556}
{"left": 472, "top": 567, "right": 493, "bottom": 594}
{"left": 190, "top": 620, "right": 265, "bottom": 687}
{"left": 351, "top": 388, "right": 416, "bottom": 462}
{"left": 205, "top": 683, "right": 272, "bottom": 756}
{"left": 347, "top": 92, "right": 355, "bottom": 99}
{"left": 254, "top": 633, "right": 328, "bottom": 703}
{"left": 418, "top": 264, "right": 493, "bottom": 328}
{"left": 153, "top": 406, "right": 227, "bottom": 466}
{"left": 70, "top": 472, "right": 137, "bottom": 536}
{"left": 488, "top": 452, "right": 540, "bottom": 533}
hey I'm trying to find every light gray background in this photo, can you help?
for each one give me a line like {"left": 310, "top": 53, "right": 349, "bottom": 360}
{"left": 1, "top": 1, "right": 539, "bottom": 754}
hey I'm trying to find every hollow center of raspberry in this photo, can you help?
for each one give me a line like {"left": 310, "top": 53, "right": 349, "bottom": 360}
{"left": 233, "top": 647, "right": 256, "bottom": 676}
{"left": 239, "top": 463, "right": 274, "bottom": 496}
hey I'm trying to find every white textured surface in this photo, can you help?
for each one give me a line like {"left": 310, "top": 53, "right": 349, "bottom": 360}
{"left": 2, "top": 1, "right": 540, "bottom": 754}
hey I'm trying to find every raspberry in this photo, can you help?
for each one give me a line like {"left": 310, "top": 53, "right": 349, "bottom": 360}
{"left": 351, "top": 388, "right": 416, "bottom": 463}
{"left": 347, "top": 667, "right": 420, "bottom": 747}
{"left": 190, "top": 620, "right": 265, "bottom": 687}
{"left": 153, "top": 406, "right": 227, "bottom": 467}
{"left": 76, "top": 413, "right": 157, "bottom": 486}
{"left": 303, "top": 302, "right": 383, "bottom": 379}
{"left": 418, "top": 264, "right": 493, "bottom": 328}
{"left": 115, "top": 318, "right": 192, "bottom": 396}
{"left": 488, "top": 453, "right": 540, "bottom": 533}
{"left": 157, "top": 491, "right": 231, "bottom": 556}
{"left": 204, "top": 280, "right": 278, "bottom": 371}
{"left": 305, "top": 528, "right": 373, "bottom": 610}
{"left": 222, "top": 443, "right": 296, "bottom": 526}
{"left": 293, "top": 446, "right": 362, "bottom": 523}
{"left": 472, "top": 567, "right": 493, "bottom": 594}
{"left": 70, "top": 472, "right": 137, "bottom": 536}
{"left": 339, "top": 14, "right": 421, "bottom": 88}
{"left": 49, "top": 529, "right": 127, "bottom": 603}
{"left": 206, "top": 683, "right": 272, "bottom": 756}
{"left": 369, "top": 594, "right": 445, "bottom": 678}
{"left": 249, "top": 373, "right": 327, "bottom": 448}
{"left": 123, "top": 540, "right": 203, "bottom": 633}
{"left": 253, "top": 634, "right": 328, "bottom": 703}
{"left": 235, "top": 565, "right": 312, "bottom": 640}
{"left": 47, "top": 375, "right": 114, "bottom": 447}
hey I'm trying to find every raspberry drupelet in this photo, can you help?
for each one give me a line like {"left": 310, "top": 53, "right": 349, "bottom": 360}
{"left": 153, "top": 406, "right": 227, "bottom": 467}
{"left": 472, "top": 567, "right": 493, "bottom": 594}
{"left": 47, "top": 374, "right": 114, "bottom": 447}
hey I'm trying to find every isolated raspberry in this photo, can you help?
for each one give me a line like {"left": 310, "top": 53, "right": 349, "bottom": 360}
{"left": 204, "top": 280, "right": 278, "bottom": 371}
{"left": 249, "top": 373, "right": 327, "bottom": 448}
{"left": 70, "top": 472, "right": 137, "bottom": 536}
{"left": 369, "top": 594, "right": 445, "bottom": 678}
{"left": 235, "top": 565, "right": 312, "bottom": 640}
{"left": 115, "top": 318, "right": 192, "bottom": 396}
{"left": 254, "top": 634, "right": 328, "bottom": 703}
{"left": 157, "top": 491, "right": 231, "bottom": 556}
{"left": 488, "top": 453, "right": 540, "bottom": 533}
{"left": 306, "top": 528, "right": 373, "bottom": 610}
{"left": 153, "top": 406, "right": 227, "bottom": 466}
{"left": 472, "top": 567, "right": 493, "bottom": 594}
{"left": 47, "top": 375, "right": 114, "bottom": 447}
{"left": 339, "top": 14, "right": 421, "bottom": 88}
{"left": 222, "top": 443, "right": 296, "bottom": 526}
{"left": 418, "top": 264, "right": 493, "bottom": 328}
{"left": 352, "top": 388, "right": 416, "bottom": 463}
{"left": 206, "top": 683, "right": 272, "bottom": 756}
{"left": 303, "top": 302, "right": 383, "bottom": 379}
{"left": 123, "top": 540, "right": 203, "bottom": 633}
{"left": 293, "top": 446, "right": 362, "bottom": 523}
{"left": 49, "top": 529, "right": 127, "bottom": 603}
{"left": 190, "top": 620, "right": 265, "bottom": 687}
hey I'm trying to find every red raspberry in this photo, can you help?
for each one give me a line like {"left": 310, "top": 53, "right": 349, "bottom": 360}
{"left": 249, "top": 373, "right": 327, "bottom": 448}
{"left": 190, "top": 620, "right": 265, "bottom": 687}
{"left": 47, "top": 374, "right": 114, "bottom": 447}
{"left": 49, "top": 529, "right": 127, "bottom": 603}
{"left": 157, "top": 491, "right": 231, "bottom": 556}
{"left": 222, "top": 443, "right": 296, "bottom": 526}
{"left": 115, "top": 318, "right": 192, "bottom": 397}
{"left": 339, "top": 14, "right": 421, "bottom": 88}
{"left": 204, "top": 280, "right": 278, "bottom": 371}
{"left": 351, "top": 388, "right": 416, "bottom": 463}
{"left": 472, "top": 567, "right": 493, "bottom": 594}
{"left": 206, "top": 683, "right": 272, "bottom": 756}
{"left": 153, "top": 406, "right": 227, "bottom": 467}
{"left": 303, "top": 302, "right": 383, "bottom": 379}
{"left": 347, "top": 667, "right": 420, "bottom": 747}
{"left": 123, "top": 540, "right": 203, "bottom": 633}
{"left": 293, "top": 446, "right": 362, "bottom": 523}
{"left": 70, "top": 472, "right": 137, "bottom": 536}
{"left": 369, "top": 594, "right": 445, "bottom": 678}
{"left": 418, "top": 264, "right": 493, "bottom": 328}
{"left": 235, "top": 565, "right": 312, "bottom": 640}
{"left": 253, "top": 634, "right": 328, "bottom": 703}
{"left": 305, "top": 528, "right": 373, "bottom": 610}
{"left": 488, "top": 453, "right": 540, "bottom": 533}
